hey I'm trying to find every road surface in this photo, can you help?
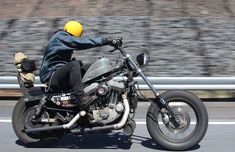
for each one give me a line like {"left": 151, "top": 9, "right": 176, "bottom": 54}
{"left": 0, "top": 100, "right": 235, "bottom": 152}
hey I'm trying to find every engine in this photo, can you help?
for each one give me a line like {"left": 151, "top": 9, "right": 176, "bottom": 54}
{"left": 83, "top": 80, "right": 125, "bottom": 125}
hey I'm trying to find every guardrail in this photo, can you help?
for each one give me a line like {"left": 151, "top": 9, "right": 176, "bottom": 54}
{"left": 1, "top": 76, "right": 235, "bottom": 90}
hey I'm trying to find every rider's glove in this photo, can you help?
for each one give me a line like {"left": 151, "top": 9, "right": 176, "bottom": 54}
{"left": 104, "top": 38, "right": 122, "bottom": 48}
{"left": 110, "top": 38, "right": 122, "bottom": 48}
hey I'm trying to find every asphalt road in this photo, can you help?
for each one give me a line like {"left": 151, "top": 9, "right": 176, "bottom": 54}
{"left": 1, "top": 100, "right": 235, "bottom": 152}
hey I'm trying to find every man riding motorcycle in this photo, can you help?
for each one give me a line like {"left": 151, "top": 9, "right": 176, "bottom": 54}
{"left": 39, "top": 20, "right": 116, "bottom": 108}
{"left": 12, "top": 20, "right": 208, "bottom": 151}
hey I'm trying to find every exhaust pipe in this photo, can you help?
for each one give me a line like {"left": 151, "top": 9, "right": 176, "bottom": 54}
{"left": 25, "top": 111, "right": 86, "bottom": 133}
{"left": 114, "top": 94, "right": 130, "bottom": 129}
{"left": 70, "top": 94, "right": 130, "bottom": 134}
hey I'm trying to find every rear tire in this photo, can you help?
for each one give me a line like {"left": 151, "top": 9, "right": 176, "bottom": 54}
{"left": 146, "top": 91, "right": 208, "bottom": 151}
{"left": 12, "top": 97, "right": 64, "bottom": 147}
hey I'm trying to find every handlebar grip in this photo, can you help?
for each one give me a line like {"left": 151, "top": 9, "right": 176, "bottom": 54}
{"left": 111, "top": 38, "right": 123, "bottom": 47}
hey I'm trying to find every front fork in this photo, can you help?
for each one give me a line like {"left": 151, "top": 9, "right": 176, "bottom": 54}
{"left": 125, "top": 54, "right": 180, "bottom": 126}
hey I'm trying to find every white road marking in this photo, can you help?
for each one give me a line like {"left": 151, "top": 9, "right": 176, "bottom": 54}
{"left": 136, "top": 122, "right": 235, "bottom": 125}
{"left": 0, "top": 119, "right": 11, "bottom": 123}
{"left": 1, "top": 119, "right": 235, "bottom": 125}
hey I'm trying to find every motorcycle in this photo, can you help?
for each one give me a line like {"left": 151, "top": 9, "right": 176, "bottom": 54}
{"left": 12, "top": 38, "right": 208, "bottom": 150}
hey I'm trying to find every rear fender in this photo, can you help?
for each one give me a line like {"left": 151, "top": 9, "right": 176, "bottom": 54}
{"left": 22, "top": 87, "right": 47, "bottom": 103}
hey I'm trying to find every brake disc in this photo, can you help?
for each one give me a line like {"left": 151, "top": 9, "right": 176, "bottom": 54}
{"left": 165, "top": 107, "right": 191, "bottom": 134}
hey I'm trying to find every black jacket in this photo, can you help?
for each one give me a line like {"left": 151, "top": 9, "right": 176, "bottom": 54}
{"left": 39, "top": 31, "right": 109, "bottom": 83}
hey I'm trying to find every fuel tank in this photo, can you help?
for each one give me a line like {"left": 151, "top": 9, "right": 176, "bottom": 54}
{"left": 82, "top": 57, "right": 112, "bottom": 83}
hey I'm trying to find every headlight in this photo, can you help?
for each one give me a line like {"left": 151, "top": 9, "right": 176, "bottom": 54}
{"left": 136, "top": 52, "right": 150, "bottom": 67}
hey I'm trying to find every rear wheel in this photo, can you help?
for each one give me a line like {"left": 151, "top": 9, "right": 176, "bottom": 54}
{"left": 146, "top": 91, "right": 208, "bottom": 151}
{"left": 12, "top": 97, "right": 64, "bottom": 147}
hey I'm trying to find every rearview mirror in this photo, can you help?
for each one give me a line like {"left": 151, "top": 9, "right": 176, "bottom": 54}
{"left": 136, "top": 52, "right": 149, "bottom": 67}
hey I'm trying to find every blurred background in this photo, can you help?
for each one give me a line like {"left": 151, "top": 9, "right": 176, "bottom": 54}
{"left": 0, "top": 0, "right": 235, "bottom": 77}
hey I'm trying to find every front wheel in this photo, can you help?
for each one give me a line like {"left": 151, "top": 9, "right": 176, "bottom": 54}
{"left": 146, "top": 91, "right": 208, "bottom": 151}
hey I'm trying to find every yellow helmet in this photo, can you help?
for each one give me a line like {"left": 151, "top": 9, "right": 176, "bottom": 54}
{"left": 64, "top": 21, "right": 83, "bottom": 37}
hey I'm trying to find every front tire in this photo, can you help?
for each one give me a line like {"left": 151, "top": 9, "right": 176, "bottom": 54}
{"left": 146, "top": 91, "right": 208, "bottom": 151}
{"left": 12, "top": 97, "right": 64, "bottom": 147}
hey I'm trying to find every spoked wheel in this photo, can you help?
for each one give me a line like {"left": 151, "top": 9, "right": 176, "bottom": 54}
{"left": 12, "top": 98, "right": 64, "bottom": 147}
{"left": 146, "top": 91, "right": 208, "bottom": 151}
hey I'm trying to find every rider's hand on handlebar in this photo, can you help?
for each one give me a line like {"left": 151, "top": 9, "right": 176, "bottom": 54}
{"left": 108, "top": 38, "right": 123, "bottom": 48}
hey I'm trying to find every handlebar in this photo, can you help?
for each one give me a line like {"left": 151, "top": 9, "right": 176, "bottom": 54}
{"left": 108, "top": 38, "right": 127, "bottom": 56}
{"left": 112, "top": 38, "right": 123, "bottom": 47}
